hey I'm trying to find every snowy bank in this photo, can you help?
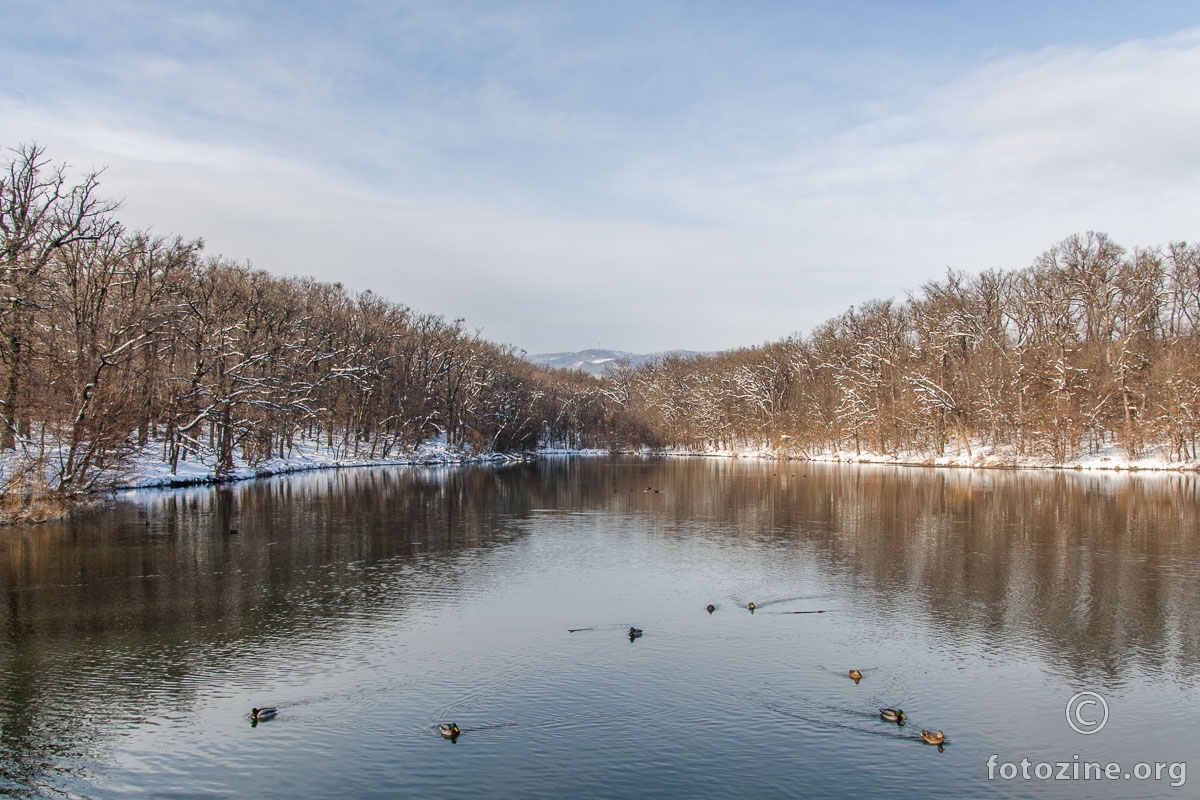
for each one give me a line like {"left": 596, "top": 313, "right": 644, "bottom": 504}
{"left": 652, "top": 441, "right": 1200, "bottom": 472}
{"left": 113, "top": 437, "right": 530, "bottom": 491}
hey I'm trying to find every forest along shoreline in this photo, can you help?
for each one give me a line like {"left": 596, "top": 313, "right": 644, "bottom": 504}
{"left": 3, "top": 143, "right": 1200, "bottom": 523}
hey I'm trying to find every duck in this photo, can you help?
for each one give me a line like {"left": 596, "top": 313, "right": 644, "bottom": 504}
{"left": 879, "top": 708, "right": 906, "bottom": 723}
{"left": 439, "top": 722, "right": 461, "bottom": 738}
{"left": 628, "top": 627, "right": 643, "bottom": 638}
{"left": 248, "top": 706, "right": 277, "bottom": 721}
{"left": 746, "top": 602, "right": 756, "bottom": 612}
{"left": 920, "top": 729, "right": 945, "bottom": 745}
{"left": 848, "top": 669, "right": 862, "bottom": 681}
{"left": 706, "top": 604, "right": 716, "bottom": 614}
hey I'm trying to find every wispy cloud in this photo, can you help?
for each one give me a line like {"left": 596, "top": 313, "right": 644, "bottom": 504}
{"left": 616, "top": 27, "right": 1200, "bottom": 283}
{"left": 4, "top": 4, "right": 1200, "bottom": 353}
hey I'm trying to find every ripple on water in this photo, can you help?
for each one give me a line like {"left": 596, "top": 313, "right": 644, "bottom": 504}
{"left": 4, "top": 459, "right": 1199, "bottom": 800}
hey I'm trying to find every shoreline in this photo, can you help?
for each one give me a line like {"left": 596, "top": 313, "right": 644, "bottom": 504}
{"left": 4, "top": 441, "right": 1195, "bottom": 525}
{"left": 97, "top": 443, "right": 1200, "bottom": 492}
{"left": 651, "top": 442, "right": 1200, "bottom": 473}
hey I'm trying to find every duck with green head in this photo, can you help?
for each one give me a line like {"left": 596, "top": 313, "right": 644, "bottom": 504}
{"left": 879, "top": 708, "right": 905, "bottom": 723}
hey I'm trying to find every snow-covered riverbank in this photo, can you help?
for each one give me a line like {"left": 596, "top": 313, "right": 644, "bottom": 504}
{"left": 111, "top": 438, "right": 534, "bottom": 490}
{"left": 656, "top": 441, "right": 1199, "bottom": 472}
{"left": 5, "top": 437, "right": 1194, "bottom": 523}
{"left": 116, "top": 439, "right": 1196, "bottom": 492}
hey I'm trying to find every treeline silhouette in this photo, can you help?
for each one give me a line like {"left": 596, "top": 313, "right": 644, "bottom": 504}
{"left": 0, "top": 144, "right": 613, "bottom": 508}
{"left": 607, "top": 232, "right": 1200, "bottom": 464}
{"left": 3, "top": 143, "right": 1199, "bottom": 514}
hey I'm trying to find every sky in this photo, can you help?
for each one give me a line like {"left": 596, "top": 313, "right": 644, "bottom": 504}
{"left": 4, "top": 1, "right": 1200, "bottom": 355}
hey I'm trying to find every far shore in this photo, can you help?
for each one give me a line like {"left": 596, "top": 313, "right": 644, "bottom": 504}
{"left": 114, "top": 441, "right": 1197, "bottom": 496}
{"left": 656, "top": 445, "right": 1200, "bottom": 474}
{"left": 5, "top": 440, "right": 1195, "bottom": 526}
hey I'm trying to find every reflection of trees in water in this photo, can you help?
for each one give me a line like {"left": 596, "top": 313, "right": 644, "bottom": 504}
{"left": 591, "top": 458, "right": 1200, "bottom": 681}
{"left": 0, "top": 464, "right": 538, "bottom": 795}
{"left": 827, "top": 467, "right": 1200, "bottom": 683}
{"left": 1, "top": 459, "right": 1197, "bottom": 793}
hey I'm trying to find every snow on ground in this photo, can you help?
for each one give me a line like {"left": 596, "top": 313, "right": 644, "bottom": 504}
{"left": 529, "top": 447, "right": 611, "bottom": 457}
{"left": 811, "top": 441, "right": 1197, "bottom": 472}
{"left": 11, "top": 436, "right": 1194, "bottom": 500}
{"left": 117, "top": 436, "right": 523, "bottom": 490}
{"left": 655, "top": 441, "right": 1199, "bottom": 472}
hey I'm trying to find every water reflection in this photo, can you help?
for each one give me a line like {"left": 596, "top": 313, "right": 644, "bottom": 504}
{"left": 0, "top": 465, "right": 538, "bottom": 795}
{"left": 592, "top": 460, "right": 1200, "bottom": 681}
{"left": 0, "top": 458, "right": 1197, "bottom": 797}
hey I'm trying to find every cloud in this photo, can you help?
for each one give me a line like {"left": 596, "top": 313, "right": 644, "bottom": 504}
{"left": 4, "top": 8, "right": 1200, "bottom": 354}
{"left": 617, "top": 28, "right": 1200, "bottom": 279}
{"left": 949, "top": 31, "right": 1200, "bottom": 200}
{"left": 2, "top": 110, "right": 785, "bottom": 351}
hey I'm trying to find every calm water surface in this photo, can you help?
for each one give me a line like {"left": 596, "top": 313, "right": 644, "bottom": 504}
{"left": 1, "top": 458, "right": 1197, "bottom": 798}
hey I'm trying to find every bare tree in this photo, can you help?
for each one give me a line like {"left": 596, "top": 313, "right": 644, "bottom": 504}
{"left": 0, "top": 144, "right": 120, "bottom": 449}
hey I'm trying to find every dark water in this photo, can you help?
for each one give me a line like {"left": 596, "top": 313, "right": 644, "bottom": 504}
{"left": 1, "top": 458, "right": 1197, "bottom": 798}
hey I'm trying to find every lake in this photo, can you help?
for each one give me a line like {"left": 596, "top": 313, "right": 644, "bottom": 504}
{"left": 0, "top": 457, "right": 1196, "bottom": 798}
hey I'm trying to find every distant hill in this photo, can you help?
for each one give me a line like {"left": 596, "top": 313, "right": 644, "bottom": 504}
{"left": 526, "top": 348, "right": 707, "bottom": 377}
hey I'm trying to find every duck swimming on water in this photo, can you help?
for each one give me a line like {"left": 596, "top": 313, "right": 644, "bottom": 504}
{"left": 879, "top": 708, "right": 905, "bottom": 723}
{"left": 706, "top": 604, "right": 716, "bottom": 614}
{"left": 848, "top": 669, "right": 862, "bottom": 681}
{"left": 920, "top": 730, "right": 945, "bottom": 745}
{"left": 439, "top": 723, "right": 461, "bottom": 739}
{"left": 746, "top": 602, "right": 756, "bottom": 612}
{"left": 248, "top": 707, "right": 277, "bottom": 721}
{"left": 628, "top": 627, "right": 643, "bottom": 639}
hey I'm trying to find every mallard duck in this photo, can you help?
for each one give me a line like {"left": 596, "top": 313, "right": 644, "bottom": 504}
{"left": 879, "top": 708, "right": 906, "bottom": 722}
{"left": 706, "top": 604, "right": 716, "bottom": 614}
{"left": 848, "top": 669, "right": 862, "bottom": 681}
{"left": 439, "top": 723, "right": 460, "bottom": 738}
{"left": 920, "top": 729, "right": 945, "bottom": 745}
{"left": 628, "top": 627, "right": 643, "bottom": 638}
{"left": 248, "top": 706, "right": 277, "bottom": 721}
{"left": 746, "top": 602, "right": 756, "bottom": 612}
